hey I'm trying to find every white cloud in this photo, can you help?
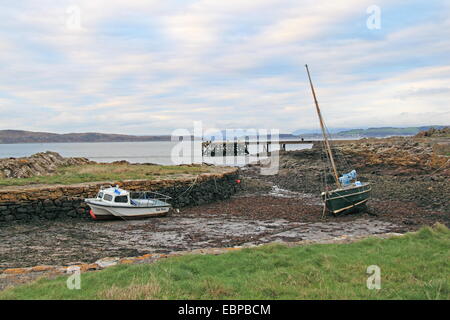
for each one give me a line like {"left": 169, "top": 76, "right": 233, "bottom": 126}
{"left": 0, "top": 0, "right": 449, "bottom": 134}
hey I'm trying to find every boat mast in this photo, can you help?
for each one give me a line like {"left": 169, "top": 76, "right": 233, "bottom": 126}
{"left": 305, "top": 64, "right": 340, "bottom": 188}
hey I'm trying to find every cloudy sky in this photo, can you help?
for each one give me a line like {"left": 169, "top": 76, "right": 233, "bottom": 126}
{"left": 0, "top": 0, "right": 449, "bottom": 135}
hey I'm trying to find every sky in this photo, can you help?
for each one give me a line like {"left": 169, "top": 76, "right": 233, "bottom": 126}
{"left": 0, "top": 0, "right": 449, "bottom": 135}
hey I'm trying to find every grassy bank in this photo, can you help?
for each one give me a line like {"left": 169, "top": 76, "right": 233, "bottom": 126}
{"left": 0, "top": 163, "right": 216, "bottom": 186}
{"left": 1, "top": 224, "right": 449, "bottom": 300}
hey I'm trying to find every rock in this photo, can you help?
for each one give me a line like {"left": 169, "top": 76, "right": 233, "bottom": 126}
{"left": 0, "top": 151, "right": 92, "bottom": 179}
{"left": 62, "top": 201, "right": 73, "bottom": 207}
{"left": 16, "top": 207, "right": 31, "bottom": 213}
{"left": 44, "top": 211, "right": 57, "bottom": 219}
{"left": 95, "top": 257, "right": 120, "bottom": 268}
{"left": 415, "top": 127, "right": 450, "bottom": 138}
{"left": 66, "top": 210, "right": 77, "bottom": 217}
{"left": 14, "top": 213, "right": 29, "bottom": 220}
{"left": 42, "top": 199, "right": 54, "bottom": 207}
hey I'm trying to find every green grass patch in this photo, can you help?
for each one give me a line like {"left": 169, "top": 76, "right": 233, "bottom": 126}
{"left": 1, "top": 224, "right": 449, "bottom": 300}
{"left": 0, "top": 163, "right": 217, "bottom": 186}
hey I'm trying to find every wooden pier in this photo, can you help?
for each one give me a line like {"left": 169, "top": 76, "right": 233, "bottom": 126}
{"left": 201, "top": 139, "right": 359, "bottom": 156}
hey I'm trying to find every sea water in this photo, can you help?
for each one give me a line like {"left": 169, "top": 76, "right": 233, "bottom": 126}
{"left": 0, "top": 140, "right": 312, "bottom": 166}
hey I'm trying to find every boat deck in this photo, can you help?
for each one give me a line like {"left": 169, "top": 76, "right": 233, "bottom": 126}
{"left": 130, "top": 198, "right": 171, "bottom": 207}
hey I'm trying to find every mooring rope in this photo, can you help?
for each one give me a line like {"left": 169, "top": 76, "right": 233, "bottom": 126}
{"left": 172, "top": 174, "right": 201, "bottom": 200}
{"left": 427, "top": 158, "right": 450, "bottom": 176}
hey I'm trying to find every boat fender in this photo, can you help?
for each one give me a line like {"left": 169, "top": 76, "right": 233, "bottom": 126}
{"left": 89, "top": 209, "right": 97, "bottom": 220}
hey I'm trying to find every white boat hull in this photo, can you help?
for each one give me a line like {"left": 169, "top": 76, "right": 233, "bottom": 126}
{"left": 86, "top": 202, "right": 171, "bottom": 220}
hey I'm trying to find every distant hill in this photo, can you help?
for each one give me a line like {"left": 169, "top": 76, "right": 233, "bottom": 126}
{"left": 292, "top": 126, "right": 448, "bottom": 138}
{"left": 0, "top": 130, "right": 172, "bottom": 144}
{"left": 292, "top": 128, "right": 352, "bottom": 136}
{"left": 335, "top": 126, "right": 447, "bottom": 137}
{"left": 2, "top": 126, "right": 448, "bottom": 143}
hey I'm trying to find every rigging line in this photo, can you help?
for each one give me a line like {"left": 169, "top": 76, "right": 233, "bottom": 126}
{"left": 320, "top": 146, "right": 325, "bottom": 190}
{"left": 320, "top": 137, "right": 334, "bottom": 189}
{"left": 333, "top": 145, "right": 352, "bottom": 174}
{"left": 305, "top": 64, "right": 340, "bottom": 187}
{"left": 320, "top": 140, "right": 329, "bottom": 191}
{"left": 172, "top": 174, "right": 200, "bottom": 200}
{"left": 109, "top": 207, "right": 130, "bottom": 222}
{"left": 427, "top": 158, "right": 450, "bottom": 176}
{"left": 323, "top": 121, "right": 352, "bottom": 174}
{"left": 320, "top": 144, "right": 330, "bottom": 217}
{"left": 321, "top": 192, "right": 328, "bottom": 218}
{"left": 321, "top": 120, "right": 344, "bottom": 175}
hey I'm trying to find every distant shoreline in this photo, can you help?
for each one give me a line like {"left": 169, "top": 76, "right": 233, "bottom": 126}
{"left": 0, "top": 126, "right": 446, "bottom": 144}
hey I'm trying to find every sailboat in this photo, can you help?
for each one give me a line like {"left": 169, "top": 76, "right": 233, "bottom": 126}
{"left": 305, "top": 65, "right": 371, "bottom": 214}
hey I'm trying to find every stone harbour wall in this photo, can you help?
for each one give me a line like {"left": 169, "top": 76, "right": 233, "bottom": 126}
{"left": 0, "top": 168, "right": 239, "bottom": 222}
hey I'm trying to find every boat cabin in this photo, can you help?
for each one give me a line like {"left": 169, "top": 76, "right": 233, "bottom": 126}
{"left": 96, "top": 186, "right": 131, "bottom": 204}
{"left": 93, "top": 186, "right": 170, "bottom": 208}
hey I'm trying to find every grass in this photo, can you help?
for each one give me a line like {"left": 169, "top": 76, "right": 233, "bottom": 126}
{"left": 1, "top": 224, "right": 449, "bottom": 300}
{"left": 0, "top": 163, "right": 217, "bottom": 186}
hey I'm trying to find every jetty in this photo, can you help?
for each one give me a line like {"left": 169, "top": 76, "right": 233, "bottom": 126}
{"left": 201, "top": 139, "right": 360, "bottom": 156}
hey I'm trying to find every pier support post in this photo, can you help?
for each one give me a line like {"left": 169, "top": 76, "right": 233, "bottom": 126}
{"left": 256, "top": 139, "right": 259, "bottom": 159}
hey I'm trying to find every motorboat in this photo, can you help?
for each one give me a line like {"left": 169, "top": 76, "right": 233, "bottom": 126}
{"left": 84, "top": 185, "right": 172, "bottom": 220}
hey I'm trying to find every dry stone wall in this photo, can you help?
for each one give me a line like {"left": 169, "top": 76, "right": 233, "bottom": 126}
{"left": 0, "top": 169, "right": 239, "bottom": 222}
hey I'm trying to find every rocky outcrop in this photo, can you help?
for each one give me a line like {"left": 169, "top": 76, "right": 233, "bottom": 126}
{"left": 0, "top": 151, "right": 92, "bottom": 179}
{"left": 415, "top": 126, "right": 450, "bottom": 138}
{"left": 336, "top": 138, "right": 449, "bottom": 176}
